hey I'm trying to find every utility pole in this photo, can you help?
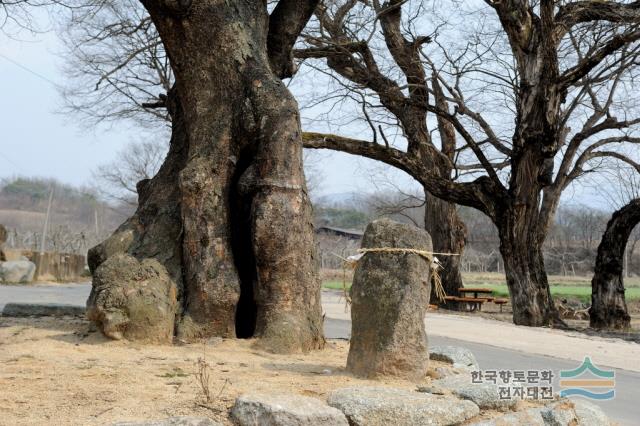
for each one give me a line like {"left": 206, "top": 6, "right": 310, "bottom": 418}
{"left": 94, "top": 207, "right": 99, "bottom": 236}
{"left": 36, "top": 186, "right": 54, "bottom": 280}
{"left": 40, "top": 186, "right": 54, "bottom": 254}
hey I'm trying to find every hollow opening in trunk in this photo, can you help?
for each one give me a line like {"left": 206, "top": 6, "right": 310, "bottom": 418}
{"left": 230, "top": 150, "right": 258, "bottom": 338}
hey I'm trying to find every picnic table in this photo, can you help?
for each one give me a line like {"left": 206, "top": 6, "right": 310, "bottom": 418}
{"left": 444, "top": 287, "right": 494, "bottom": 312}
{"left": 458, "top": 287, "right": 494, "bottom": 300}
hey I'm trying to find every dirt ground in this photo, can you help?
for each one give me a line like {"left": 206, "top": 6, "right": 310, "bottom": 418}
{"left": 1, "top": 316, "right": 501, "bottom": 426}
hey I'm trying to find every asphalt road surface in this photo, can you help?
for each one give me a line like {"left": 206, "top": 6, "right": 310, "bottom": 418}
{"left": 324, "top": 317, "right": 639, "bottom": 425}
{"left": 1, "top": 284, "right": 637, "bottom": 424}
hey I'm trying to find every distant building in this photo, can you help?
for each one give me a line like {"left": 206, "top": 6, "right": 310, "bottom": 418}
{"left": 315, "top": 226, "right": 363, "bottom": 241}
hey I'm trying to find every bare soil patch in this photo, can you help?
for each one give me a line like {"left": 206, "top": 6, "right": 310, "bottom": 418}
{"left": 0, "top": 316, "right": 433, "bottom": 425}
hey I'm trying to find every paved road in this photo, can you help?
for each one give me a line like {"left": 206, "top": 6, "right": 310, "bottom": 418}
{"left": 1, "top": 284, "right": 637, "bottom": 424}
{"left": 324, "top": 318, "right": 638, "bottom": 425}
{"left": 0, "top": 283, "right": 91, "bottom": 311}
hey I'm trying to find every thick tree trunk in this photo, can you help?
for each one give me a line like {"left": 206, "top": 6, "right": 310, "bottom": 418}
{"left": 89, "top": 1, "right": 323, "bottom": 353}
{"left": 589, "top": 199, "right": 640, "bottom": 330}
{"left": 423, "top": 189, "right": 466, "bottom": 303}
{"left": 497, "top": 203, "right": 560, "bottom": 327}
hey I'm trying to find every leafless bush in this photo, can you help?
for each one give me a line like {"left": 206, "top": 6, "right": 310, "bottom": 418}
{"left": 195, "top": 356, "right": 212, "bottom": 403}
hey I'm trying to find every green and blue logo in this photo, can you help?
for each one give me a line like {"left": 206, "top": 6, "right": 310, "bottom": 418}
{"left": 559, "top": 357, "right": 615, "bottom": 400}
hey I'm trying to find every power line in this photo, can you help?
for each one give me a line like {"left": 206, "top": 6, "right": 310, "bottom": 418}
{"left": 0, "top": 52, "right": 60, "bottom": 88}
{"left": 0, "top": 151, "right": 25, "bottom": 173}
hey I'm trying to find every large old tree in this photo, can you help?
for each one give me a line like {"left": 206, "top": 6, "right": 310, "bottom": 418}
{"left": 86, "top": 0, "right": 325, "bottom": 352}
{"left": 299, "top": 0, "right": 640, "bottom": 326}
{"left": 590, "top": 198, "right": 640, "bottom": 330}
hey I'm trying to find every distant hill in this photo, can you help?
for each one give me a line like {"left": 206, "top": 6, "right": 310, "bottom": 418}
{"left": 0, "top": 177, "right": 131, "bottom": 253}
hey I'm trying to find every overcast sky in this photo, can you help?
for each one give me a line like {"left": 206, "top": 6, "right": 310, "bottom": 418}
{"left": 0, "top": 23, "right": 419, "bottom": 201}
{"left": 0, "top": 12, "right": 608, "bottom": 210}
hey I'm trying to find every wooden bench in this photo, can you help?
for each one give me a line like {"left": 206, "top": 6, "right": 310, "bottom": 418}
{"left": 493, "top": 298, "right": 508, "bottom": 312}
{"left": 456, "top": 297, "right": 489, "bottom": 312}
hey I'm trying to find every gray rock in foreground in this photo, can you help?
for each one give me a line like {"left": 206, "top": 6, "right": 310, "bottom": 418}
{"left": 0, "top": 260, "right": 36, "bottom": 283}
{"left": 112, "top": 417, "right": 220, "bottom": 426}
{"left": 541, "top": 400, "right": 611, "bottom": 426}
{"left": 231, "top": 392, "right": 349, "bottom": 426}
{"left": 572, "top": 399, "right": 611, "bottom": 425}
{"left": 469, "top": 408, "right": 545, "bottom": 426}
{"left": 431, "top": 373, "right": 517, "bottom": 410}
{"left": 328, "top": 386, "right": 479, "bottom": 426}
{"left": 2, "top": 303, "right": 85, "bottom": 317}
{"left": 429, "top": 346, "right": 479, "bottom": 370}
{"left": 348, "top": 219, "right": 432, "bottom": 380}
{"left": 469, "top": 399, "right": 611, "bottom": 426}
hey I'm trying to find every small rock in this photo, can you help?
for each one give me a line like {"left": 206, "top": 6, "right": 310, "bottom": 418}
{"left": 0, "top": 260, "right": 36, "bottom": 283}
{"left": 112, "top": 417, "right": 221, "bottom": 426}
{"left": 469, "top": 408, "right": 545, "bottom": 426}
{"left": 231, "top": 392, "right": 349, "bottom": 426}
{"left": 328, "top": 386, "right": 479, "bottom": 426}
{"left": 432, "top": 374, "right": 517, "bottom": 410}
{"left": 429, "top": 346, "right": 479, "bottom": 370}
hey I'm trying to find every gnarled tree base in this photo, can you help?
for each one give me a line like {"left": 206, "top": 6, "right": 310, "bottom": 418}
{"left": 87, "top": 0, "right": 325, "bottom": 353}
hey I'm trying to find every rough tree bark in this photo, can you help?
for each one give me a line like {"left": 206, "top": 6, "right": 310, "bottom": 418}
{"left": 496, "top": 204, "right": 557, "bottom": 327}
{"left": 424, "top": 77, "right": 466, "bottom": 301}
{"left": 590, "top": 199, "right": 640, "bottom": 330}
{"left": 88, "top": 0, "right": 324, "bottom": 353}
{"left": 424, "top": 192, "right": 466, "bottom": 301}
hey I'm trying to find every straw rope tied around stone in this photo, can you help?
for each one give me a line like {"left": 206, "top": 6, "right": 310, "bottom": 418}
{"left": 346, "top": 248, "right": 459, "bottom": 303}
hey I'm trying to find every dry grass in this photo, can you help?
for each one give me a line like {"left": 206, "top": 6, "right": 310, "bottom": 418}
{"left": 0, "top": 316, "right": 434, "bottom": 426}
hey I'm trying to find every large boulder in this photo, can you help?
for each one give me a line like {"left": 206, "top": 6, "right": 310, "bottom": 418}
{"left": 231, "top": 392, "right": 349, "bottom": 425}
{"left": 328, "top": 386, "right": 479, "bottom": 426}
{"left": 469, "top": 400, "right": 611, "bottom": 426}
{"left": 87, "top": 254, "right": 178, "bottom": 343}
{"left": 431, "top": 374, "right": 517, "bottom": 410}
{"left": 541, "top": 400, "right": 610, "bottom": 426}
{"left": 347, "top": 219, "right": 432, "bottom": 380}
{"left": 0, "top": 260, "right": 36, "bottom": 283}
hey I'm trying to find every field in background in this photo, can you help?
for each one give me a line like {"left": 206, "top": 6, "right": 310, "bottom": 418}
{"left": 323, "top": 272, "right": 640, "bottom": 303}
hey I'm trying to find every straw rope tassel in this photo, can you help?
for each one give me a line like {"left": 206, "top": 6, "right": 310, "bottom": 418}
{"left": 357, "top": 248, "right": 460, "bottom": 303}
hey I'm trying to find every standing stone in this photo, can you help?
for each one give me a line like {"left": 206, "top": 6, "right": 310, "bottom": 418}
{"left": 347, "top": 219, "right": 432, "bottom": 380}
